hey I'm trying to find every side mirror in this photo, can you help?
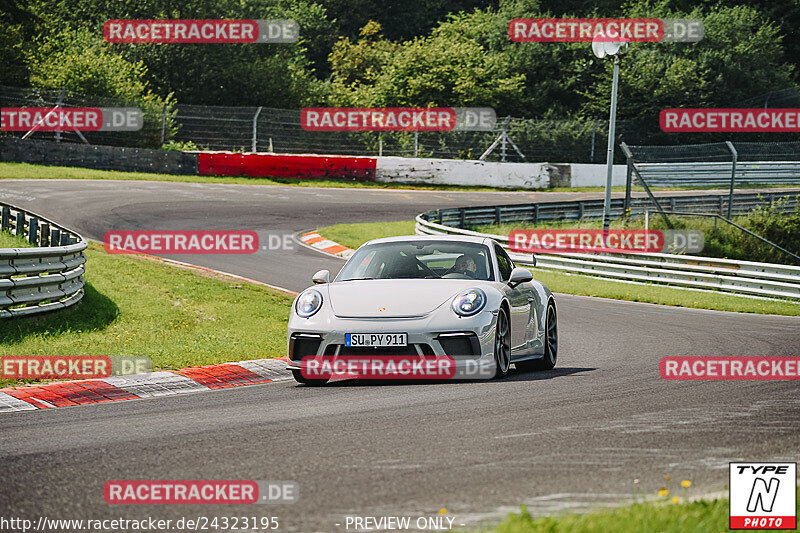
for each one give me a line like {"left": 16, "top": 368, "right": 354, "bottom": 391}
{"left": 508, "top": 267, "right": 533, "bottom": 287}
{"left": 312, "top": 269, "right": 330, "bottom": 284}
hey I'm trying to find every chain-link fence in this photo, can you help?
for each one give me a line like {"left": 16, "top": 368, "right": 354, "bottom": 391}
{"left": 5, "top": 84, "right": 800, "bottom": 162}
{"left": 1, "top": 85, "right": 646, "bottom": 162}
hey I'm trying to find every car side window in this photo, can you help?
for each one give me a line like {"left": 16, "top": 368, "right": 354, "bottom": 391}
{"left": 495, "top": 245, "right": 513, "bottom": 281}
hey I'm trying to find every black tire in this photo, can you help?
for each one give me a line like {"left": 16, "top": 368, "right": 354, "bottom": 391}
{"left": 292, "top": 369, "right": 329, "bottom": 386}
{"left": 516, "top": 300, "right": 557, "bottom": 372}
{"left": 493, "top": 306, "right": 511, "bottom": 379}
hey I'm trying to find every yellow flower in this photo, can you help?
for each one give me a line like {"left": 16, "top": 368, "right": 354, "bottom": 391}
{"left": 439, "top": 509, "right": 447, "bottom": 515}
{"left": 671, "top": 496, "right": 680, "bottom": 504}
{"left": 658, "top": 489, "right": 669, "bottom": 497}
{"left": 665, "top": 475, "right": 671, "bottom": 481}
{"left": 681, "top": 480, "right": 691, "bottom": 488}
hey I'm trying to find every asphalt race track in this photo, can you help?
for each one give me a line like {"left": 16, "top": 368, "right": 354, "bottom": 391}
{"left": 1, "top": 179, "right": 799, "bottom": 532}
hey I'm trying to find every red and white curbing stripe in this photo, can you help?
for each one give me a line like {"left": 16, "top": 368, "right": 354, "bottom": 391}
{"left": 0, "top": 358, "right": 292, "bottom": 413}
{"left": 299, "top": 231, "right": 354, "bottom": 258}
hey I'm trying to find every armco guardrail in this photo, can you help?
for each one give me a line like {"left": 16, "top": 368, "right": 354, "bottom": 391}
{"left": 421, "top": 192, "right": 799, "bottom": 228}
{"left": 635, "top": 161, "right": 800, "bottom": 187}
{"left": 416, "top": 194, "right": 800, "bottom": 300}
{"left": 1, "top": 203, "right": 87, "bottom": 318}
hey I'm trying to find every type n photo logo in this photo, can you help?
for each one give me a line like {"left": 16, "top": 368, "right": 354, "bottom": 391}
{"left": 730, "top": 462, "right": 796, "bottom": 530}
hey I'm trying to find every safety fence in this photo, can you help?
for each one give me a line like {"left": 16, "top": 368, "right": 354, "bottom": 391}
{"left": 423, "top": 192, "right": 799, "bottom": 228}
{"left": 622, "top": 141, "right": 800, "bottom": 187}
{"left": 416, "top": 193, "right": 800, "bottom": 300}
{"left": 0, "top": 85, "right": 631, "bottom": 162}
{"left": 0, "top": 203, "right": 87, "bottom": 318}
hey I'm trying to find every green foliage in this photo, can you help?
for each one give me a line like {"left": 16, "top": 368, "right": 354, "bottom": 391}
{"left": 31, "top": 0, "right": 330, "bottom": 106}
{"left": 23, "top": 26, "right": 176, "bottom": 147}
{"left": 328, "top": 17, "right": 525, "bottom": 108}
{"left": 727, "top": 196, "right": 800, "bottom": 263}
{"left": 5, "top": 0, "right": 800, "bottom": 149}
{"left": 582, "top": 4, "right": 795, "bottom": 120}
{"left": 27, "top": 27, "right": 152, "bottom": 102}
{"left": 161, "top": 140, "right": 199, "bottom": 151}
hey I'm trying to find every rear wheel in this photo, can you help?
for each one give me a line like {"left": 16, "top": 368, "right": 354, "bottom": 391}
{"left": 517, "top": 301, "right": 557, "bottom": 372}
{"left": 493, "top": 307, "right": 511, "bottom": 379}
{"left": 292, "top": 369, "right": 329, "bottom": 386}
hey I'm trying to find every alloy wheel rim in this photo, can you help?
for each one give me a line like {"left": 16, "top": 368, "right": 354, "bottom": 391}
{"left": 496, "top": 311, "right": 510, "bottom": 372}
{"left": 547, "top": 306, "right": 558, "bottom": 363}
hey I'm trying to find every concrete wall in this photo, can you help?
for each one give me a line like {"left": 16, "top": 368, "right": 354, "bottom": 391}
{"left": 0, "top": 137, "right": 198, "bottom": 175}
{"left": 374, "top": 157, "right": 566, "bottom": 189}
{"left": 569, "top": 163, "right": 628, "bottom": 187}
{"left": 0, "top": 139, "right": 629, "bottom": 189}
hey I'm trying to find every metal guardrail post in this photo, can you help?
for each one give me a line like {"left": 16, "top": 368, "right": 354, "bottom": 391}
{"left": 725, "top": 141, "right": 738, "bottom": 219}
{"left": 28, "top": 218, "right": 38, "bottom": 244}
{"left": 15, "top": 211, "right": 25, "bottom": 237}
{"left": 160, "top": 103, "right": 168, "bottom": 146}
{"left": 252, "top": 106, "right": 263, "bottom": 153}
{"left": 624, "top": 153, "right": 633, "bottom": 219}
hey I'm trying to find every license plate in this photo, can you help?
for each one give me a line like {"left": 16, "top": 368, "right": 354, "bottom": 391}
{"left": 345, "top": 333, "right": 407, "bottom": 347}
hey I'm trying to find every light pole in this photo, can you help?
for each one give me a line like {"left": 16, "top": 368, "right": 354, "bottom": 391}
{"left": 592, "top": 38, "right": 628, "bottom": 230}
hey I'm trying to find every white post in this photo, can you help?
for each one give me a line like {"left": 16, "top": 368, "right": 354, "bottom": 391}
{"left": 602, "top": 55, "right": 620, "bottom": 231}
{"left": 252, "top": 107, "right": 263, "bottom": 153}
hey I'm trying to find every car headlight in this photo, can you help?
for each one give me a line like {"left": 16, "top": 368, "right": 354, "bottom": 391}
{"left": 296, "top": 289, "right": 323, "bottom": 318}
{"left": 451, "top": 288, "right": 486, "bottom": 317}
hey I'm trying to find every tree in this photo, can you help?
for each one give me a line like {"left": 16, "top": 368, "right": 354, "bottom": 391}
{"left": 328, "top": 18, "right": 525, "bottom": 108}
{"left": 581, "top": 4, "right": 795, "bottom": 120}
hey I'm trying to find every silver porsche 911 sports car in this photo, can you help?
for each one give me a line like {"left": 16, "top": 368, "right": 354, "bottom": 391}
{"left": 286, "top": 235, "right": 557, "bottom": 384}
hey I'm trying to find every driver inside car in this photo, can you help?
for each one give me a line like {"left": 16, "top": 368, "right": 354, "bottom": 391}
{"left": 451, "top": 254, "right": 478, "bottom": 278}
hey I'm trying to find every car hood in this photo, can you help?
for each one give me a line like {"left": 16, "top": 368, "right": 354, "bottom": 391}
{"left": 328, "top": 279, "right": 485, "bottom": 318}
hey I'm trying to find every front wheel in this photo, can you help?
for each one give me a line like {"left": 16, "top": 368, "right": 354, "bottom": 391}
{"left": 493, "top": 307, "right": 511, "bottom": 379}
{"left": 292, "top": 369, "right": 329, "bottom": 386}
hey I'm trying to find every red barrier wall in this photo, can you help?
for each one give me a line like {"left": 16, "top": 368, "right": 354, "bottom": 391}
{"left": 197, "top": 152, "right": 377, "bottom": 180}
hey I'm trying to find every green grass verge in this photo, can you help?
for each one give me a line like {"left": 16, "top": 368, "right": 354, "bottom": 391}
{"left": 0, "top": 230, "right": 34, "bottom": 248}
{"left": 3, "top": 162, "right": 797, "bottom": 193}
{"left": 0, "top": 241, "right": 294, "bottom": 387}
{"left": 320, "top": 221, "right": 417, "bottom": 249}
{"left": 488, "top": 489, "right": 800, "bottom": 532}
{"left": 317, "top": 221, "right": 800, "bottom": 316}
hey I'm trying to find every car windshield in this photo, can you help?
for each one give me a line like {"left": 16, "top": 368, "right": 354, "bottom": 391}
{"left": 336, "top": 241, "right": 494, "bottom": 281}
